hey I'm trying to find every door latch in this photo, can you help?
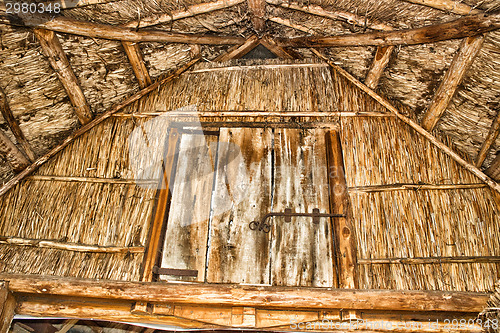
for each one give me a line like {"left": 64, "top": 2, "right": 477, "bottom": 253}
{"left": 249, "top": 208, "right": 346, "bottom": 233}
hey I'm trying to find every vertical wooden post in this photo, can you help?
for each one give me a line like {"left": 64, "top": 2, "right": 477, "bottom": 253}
{"left": 0, "top": 282, "right": 15, "bottom": 333}
{"left": 133, "top": 128, "right": 180, "bottom": 314}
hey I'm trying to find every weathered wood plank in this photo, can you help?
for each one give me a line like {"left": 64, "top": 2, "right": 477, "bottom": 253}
{"left": 207, "top": 128, "right": 273, "bottom": 284}
{"left": 121, "top": 41, "right": 152, "bottom": 89}
{"left": 421, "top": 35, "right": 485, "bottom": 131}
{"left": 160, "top": 133, "right": 218, "bottom": 282}
{"left": 34, "top": 29, "right": 93, "bottom": 125}
{"left": 256, "top": 309, "right": 319, "bottom": 328}
{"left": 271, "top": 129, "right": 335, "bottom": 287}
{"left": 364, "top": 46, "right": 394, "bottom": 89}
{"left": 174, "top": 305, "right": 231, "bottom": 325}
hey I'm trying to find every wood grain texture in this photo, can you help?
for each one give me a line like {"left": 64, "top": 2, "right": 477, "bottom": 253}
{"left": 161, "top": 133, "right": 218, "bottom": 282}
{"left": 271, "top": 129, "right": 335, "bottom": 287}
{"left": 421, "top": 35, "right": 485, "bottom": 131}
{"left": 33, "top": 29, "right": 93, "bottom": 125}
{"left": 364, "top": 46, "right": 394, "bottom": 89}
{"left": 248, "top": 0, "right": 267, "bottom": 32}
{"left": 121, "top": 41, "right": 152, "bottom": 89}
{"left": 207, "top": 128, "right": 273, "bottom": 284}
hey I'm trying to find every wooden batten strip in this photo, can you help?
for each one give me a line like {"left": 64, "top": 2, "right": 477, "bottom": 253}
{"left": 266, "top": 0, "right": 393, "bottom": 31}
{"left": 364, "top": 46, "right": 394, "bottom": 89}
{"left": 56, "top": 319, "right": 79, "bottom": 333}
{"left": 278, "top": 14, "right": 499, "bottom": 47}
{"left": 2, "top": 273, "right": 490, "bottom": 313}
{"left": 0, "top": 289, "right": 15, "bottom": 333}
{"left": 214, "top": 36, "right": 260, "bottom": 62}
{"left": 0, "top": 57, "right": 201, "bottom": 198}
{"left": 0, "top": 236, "right": 144, "bottom": 253}
{"left": 27, "top": 175, "right": 159, "bottom": 185}
{"left": 311, "top": 48, "right": 500, "bottom": 194}
{"left": 1, "top": 12, "right": 245, "bottom": 45}
{"left": 34, "top": 28, "right": 93, "bottom": 125}
{"left": 123, "top": 0, "right": 245, "bottom": 29}
{"left": 112, "top": 111, "right": 394, "bottom": 117}
{"left": 248, "top": 0, "right": 267, "bottom": 32}
{"left": 421, "top": 35, "right": 485, "bottom": 131}
{"left": 121, "top": 41, "right": 152, "bottom": 89}
{"left": 259, "top": 35, "right": 302, "bottom": 59}
{"left": 359, "top": 256, "right": 500, "bottom": 265}
{"left": 0, "top": 88, "right": 35, "bottom": 161}
{"left": 349, "top": 183, "right": 488, "bottom": 193}
{"left": 475, "top": 110, "right": 500, "bottom": 167}
{"left": 401, "top": 0, "right": 481, "bottom": 15}
{"left": 0, "top": 130, "right": 30, "bottom": 173}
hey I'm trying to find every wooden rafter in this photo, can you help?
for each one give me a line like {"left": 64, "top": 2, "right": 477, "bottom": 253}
{"left": 485, "top": 153, "right": 500, "bottom": 181}
{"left": 0, "top": 57, "right": 201, "bottom": 197}
{"left": 421, "top": 35, "right": 485, "bottom": 131}
{"left": 34, "top": 29, "right": 93, "bottom": 125}
{"left": 248, "top": 0, "right": 267, "bottom": 32}
{"left": 260, "top": 35, "right": 302, "bottom": 59}
{"left": 401, "top": 0, "right": 481, "bottom": 15}
{"left": 121, "top": 41, "right": 152, "bottom": 89}
{"left": 310, "top": 48, "right": 500, "bottom": 194}
{"left": 266, "top": 0, "right": 393, "bottom": 31}
{"left": 364, "top": 46, "right": 394, "bottom": 89}
{"left": 123, "top": 0, "right": 245, "bottom": 29}
{"left": 475, "top": 110, "right": 500, "bottom": 167}
{"left": 214, "top": 36, "right": 261, "bottom": 62}
{"left": 0, "top": 130, "right": 30, "bottom": 173}
{"left": 0, "top": 88, "right": 35, "bottom": 161}
{"left": 2, "top": 274, "right": 490, "bottom": 313}
{"left": 268, "top": 17, "right": 316, "bottom": 34}
{"left": 278, "top": 13, "right": 499, "bottom": 47}
{"left": 1, "top": 12, "right": 246, "bottom": 45}
{"left": 0, "top": 282, "right": 15, "bottom": 333}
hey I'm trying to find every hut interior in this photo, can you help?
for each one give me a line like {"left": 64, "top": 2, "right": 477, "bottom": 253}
{"left": 0, "top": 0, "right": 500, "bottom": 332}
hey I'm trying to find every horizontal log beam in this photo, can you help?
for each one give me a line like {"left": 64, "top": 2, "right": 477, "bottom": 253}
{"left": 421, "top": 35, "right": 485, "bottom": 131}
{"left": 0, "top": 57, "right": 200, "bottom": 198}
{"left": 0, "top": 236, "right": 144, "bottom": 253}
{"left": 349, "top": 183, "right": 487, "bottom": 193}
{"left": 34, "top": 28, "right": 93, "bottom": 125}
{"left": 278, "top": 12, "right": 499, "bottom": 47}
{"left": 0, "top": 130, "right": 30, "bottom": 173}
{"left": 0, "top": 13, "right": 246, "bottom": 45}
{"left": 401, "top": 0, "right": 481, "bottom": 15}
{"left": 0, "top": 88, "right": 35, "bottom": 161}
{"left": 359, "top": 256, "right": 500, "bottom": 265}
{"left": 475, "top": 110, "right": 500, "bottom": 167}
{"left": 2, "top": 274, "right": 490, "bottom": 313}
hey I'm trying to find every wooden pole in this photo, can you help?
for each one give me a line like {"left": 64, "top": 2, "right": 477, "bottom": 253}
{"left": 266, "top": 0, "right": 393, "bottom": 31}
{"left": 421, "top": 35, "right": 485, "bottom": 131}
{"left": 121, "top": 41, "right": 152, "bottom": 89}
{"left": 349, "top": 183, "right": 487, "bottom": 193}
{"left": 401, "top": 0, "right": 481, "bottom": 15}
{"left": 0, "top": 129, "right": 30, "bottom": 173}
{"left": 214, "top": 36, "right": 260, "bottom": 62}
{"left": 259, "top": 35, "right": 302, "bottom": 59}
{"left": 0, "top": 57, "right": 200, "bottom": 198}
{"left": 1, "top": 274, "right": 491, "bottom": 313}
{"left": 248, "top": 0, "right": 267, "bottom": 32}
{"left": 364, "top": 46, "right": 394, "bottom": 89}
{"left": 0, "top": 282, "right": 15, "bottom": 333}
{"left": 34, "top": 28, "right": 93, "bottom": 125}
{"left": 475, "top": 110, "right": 500, "bottom": 167}
{"left": 268, "top": 17, "right": 315, "bottom": 34}
{"left": 0, "top": 88, "right": 35, "bottom": 161}
{"left": 1, "top": 12, "right": 246, "bottom": 45}
{"left": 485, "top": 153, "right": 500, "bottom": 181}
{"left": 277, "top": 13, "right": 499, "bottom": 47}
{"left": 123, "top": 0, "right": 245, "bottom": 29}
{"left": 358, "top": 256, "right": 500, "bottom": 265}
{"left": 310, "top": 48, "right": 500, "bottom": 194}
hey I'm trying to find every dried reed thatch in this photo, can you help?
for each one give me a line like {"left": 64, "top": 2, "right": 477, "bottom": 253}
{"left": 480, "top": 280, "right": 500, "bottom": 333}
{"left": 0, "top": 59, "right": 498, "bottom": 292}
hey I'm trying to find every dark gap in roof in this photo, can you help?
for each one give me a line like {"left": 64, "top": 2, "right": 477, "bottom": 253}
{"left": 242, "top": 44, "right": 277, "bottom": 59}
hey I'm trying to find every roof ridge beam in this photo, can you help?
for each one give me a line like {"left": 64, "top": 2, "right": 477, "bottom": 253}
{"left": 401, "top": 0, "right": 482, "bottom": 15}
{"left": 34, "top": 28, "right": 93, "bottom": 125}
{"left": 421, "top": 35, "right": 485, "bottom": 131}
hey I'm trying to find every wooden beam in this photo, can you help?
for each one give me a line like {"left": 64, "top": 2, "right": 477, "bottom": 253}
{"left": 123, "top": 0, "right": 245, "bottom": 29}
{"left": 266, "top": 0, "right": 393, "bottom": 31}
{"left": 0, "top": 57, "right": 201, "bottom": 198}
{"left": 401, "top": 0, "right": 481, "bottom": 15}
{"left": 248, "top": 0, "right": 267, "bottom": 32}
{"left": 2, "top": 274, "right": 490, "bottom": 313}
{"left": 0, "top": 88, "right": 35, "bottom": 161}
{"left": 27, "top": 175, "right": 158, "bottom": 184}
{"left": 33, "top": 29, "right": 93, "bottom": 125}
{"left": 214, "top": 36, "right": 260, "bottom": 62}
{"left": 325, "top": 131, "right": 357, "bottom": 289}
{"left": 259, "top": 35, "right": 302, "bottom": 59}
{"left": 121, "top": 41, "right": 152, "bottom": 89}
{"left": 364, "top": 46, "right": 394, "bottom": 89}
{"left": 0, "top": 129, "right": 30, "bottom": 173}
{"left": 359, "top": 256, "right": 500, "bottom": 265}
{"left": 0, "top": 283, "right": 15, "bottom": 333}
{"left": 349, "top": 183, "right": 487, "bottom": 193}
{"left": 421, "top": 35, "right": 485, "bottom": 131}
{"left": 310, "top": 48, "right": 500, "bottom": 194}
{"left": 475, "top": 110, "right": 500, "bottom": 167}
{"left": 0, "top": 236, "right": 144, "bottom": 254}
{"left": 112, "top": 111, "right": 395, "bottom": 117}
{"left": 485, "top": 153, "right": 500, "bottom": 181}
{"left": 277, "top": 13, "right": 499, "bottom": 47}
{"left": 1, "top": 12, "right": 246, "bottom": 45}
{"left": 267, "top": 17, "right": 315, "bottom": 34}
